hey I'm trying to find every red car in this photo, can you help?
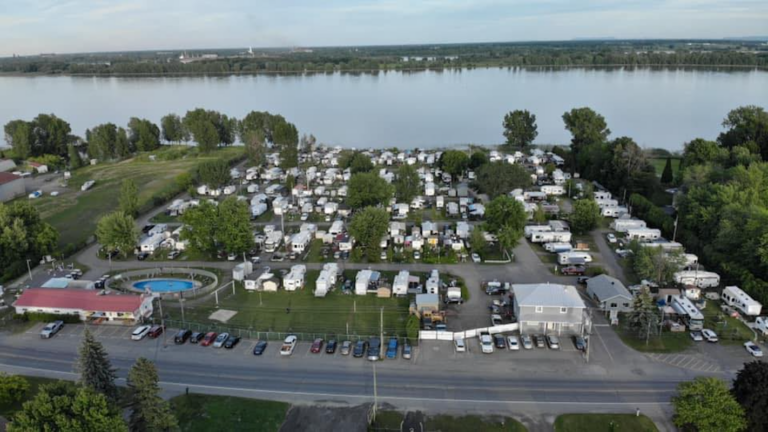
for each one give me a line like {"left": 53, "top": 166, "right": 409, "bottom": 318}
{"left": 147, "top": 325, "right": 164, "bottom": 338}
{"left": 561, "top": 266, "right": 586, "bottom": 276}
{"left": 310, "top": 338, "right": 324, "bottom": 353}
{"left": 200, "top": 332, "right": 217, "bottom": 347}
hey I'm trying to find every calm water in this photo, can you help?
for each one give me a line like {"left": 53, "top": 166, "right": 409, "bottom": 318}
{"left": 1, "top": 68, "right": 766, "bottom": 150}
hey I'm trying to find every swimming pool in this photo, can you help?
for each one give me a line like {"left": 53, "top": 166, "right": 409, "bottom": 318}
{"left": 132, "top": 279, "right": 195, "bottom": 293}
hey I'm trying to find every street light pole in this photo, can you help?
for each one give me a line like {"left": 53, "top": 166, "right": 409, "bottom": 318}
{"left": 26, "top": 259, "right": 33, "bottom": 282}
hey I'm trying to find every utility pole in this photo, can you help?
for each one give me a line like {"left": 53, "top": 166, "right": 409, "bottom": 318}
{"left": 672, "top": 214, "right": 679, "bottom": 242}
{"left": 26, "top": 259, "right": 33, "bottom": 282}
{"left": 180, "top": 298, "right": 186, "bottom": 326}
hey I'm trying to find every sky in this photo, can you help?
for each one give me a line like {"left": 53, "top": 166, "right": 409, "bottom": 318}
{"left": 1, "top": 0, "right": 767, "bottom": 56}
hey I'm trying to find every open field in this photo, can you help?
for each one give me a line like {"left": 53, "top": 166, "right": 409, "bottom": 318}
{"left": 615, "top": 327, "right": 692, "bottom": 354}
{"left": 649, "top": 157, "right": 681, "bottom": 179}
{"left": 554, "top": 413, "right": 658, "bottom": 432}
{"left": 171, "top": 394, "right": 289, "bottom": 432}
{"left": 27, "top": 146, "right": 244, "bottom": 250}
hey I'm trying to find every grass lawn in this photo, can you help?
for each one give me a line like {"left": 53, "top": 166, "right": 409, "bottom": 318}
{"left": 701, "top": 301, "right": 756, "bottom": 344}
{"left": 554, "top": 414, "right": 658, "bottom": 432}
{"left": 28, "top": 146, "right": 243, "bottom": 250}
{"left": 649, "top": 157, "right": 681, "bottom": 179}
{"left": 0, "top": 376, "right": 63, "bottom": 417}
{"left": 171, "top": 393, "right": 288, "bottom": 432}
{"left": 370, "top": 412, "right": 527, "bottom": 432}
{"left": 615, "top": 327, "right": 692, "bottom": 353}
{"left": 165, "top": 270, "right": 411, "bottom": 337}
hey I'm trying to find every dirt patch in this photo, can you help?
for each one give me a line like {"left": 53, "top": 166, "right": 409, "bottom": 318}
{"left": 208, "top": 309, "right": 238, "bottom": 323}
{"left": 279, "top": 404, "right": 371, "bottom": 432}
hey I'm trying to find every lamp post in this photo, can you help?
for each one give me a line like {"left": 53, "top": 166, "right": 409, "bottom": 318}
{"left": 26, "top": 259, "right": 33, "bottom": 282}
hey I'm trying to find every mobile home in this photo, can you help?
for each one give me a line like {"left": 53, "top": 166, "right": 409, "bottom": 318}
{"left": 283, "top": 265, "right": 307, "bottom": 291}
{"left": 524, "top": 225, "right": 552, "bottom": 238}
{"left": 530, "top": 231, "right": 572, "bottom": 244}
{"left": 625, "top": 228, "right": 661, "bottom": 241}
{"left": 393, "top": 270, "right": 409, "bottom": 296}
{"left": 611, "top": 218, "right": 647, "bottom": 233}
{"left": 355, "top": 270, "right": 373, "bottom": 296}
{"left": 721, "top": 286, "right": 762, "bottom": 316}
{"left": 558, "top": 251, "right": 593, "bottom": 265}
{"left": 265, "top": 231, "right": 283, "bottom": 253}
{"left": 544, "top": 242, "right": 573, "bottom": 253}
{"left": 673, "top": 271, "right": 720, "bottom": 289}
{"left": 290, "top": 231, "right": 312, "bottom": 253}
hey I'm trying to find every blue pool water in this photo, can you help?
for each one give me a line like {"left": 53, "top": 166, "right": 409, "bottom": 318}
{"left": 133, "top": 279, "right": 194, "bottom": 293}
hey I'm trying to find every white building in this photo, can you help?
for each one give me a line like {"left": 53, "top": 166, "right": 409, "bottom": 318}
{"left": 315, "top": 263, "right": 338, "bottom": 297}
{"left": 290, "top": 231, "right": 312, "bottom": 253}
{"left": 283, "top": 265, "right": 307, "bottom": 291}
{"left": 355, "top": 270, "right": 372, "bottom": 296}
{"left": 393, "top": 270, "right": 409, "bottom": 296}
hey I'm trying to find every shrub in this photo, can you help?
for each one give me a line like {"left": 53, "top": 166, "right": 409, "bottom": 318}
{"left": 586, "top": 266, "right": 607, "bottom": 276}
{"left": 15, "top": 312, "right": 82, "bottom": 324}
{"left": 0, "top": 373, "right": 30, "bottom": 405}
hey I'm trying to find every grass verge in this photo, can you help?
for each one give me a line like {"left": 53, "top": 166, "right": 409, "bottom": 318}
{"left": 614, "top": 327, "right": 692, "bottom": 353}
{"left": 554, "top": 413, "right": 658, "bottom": 432}
{"left": 171, "top": 393, "right": 288, "bottom": 432}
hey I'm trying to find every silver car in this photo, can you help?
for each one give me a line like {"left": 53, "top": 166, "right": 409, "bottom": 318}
{"left": 213, "top": 332, "right": 230, "bottom": 348}
{"left": 521, "top": 335, "right": 533, "bottom": 350}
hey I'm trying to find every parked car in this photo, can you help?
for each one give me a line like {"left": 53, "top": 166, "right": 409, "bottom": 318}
{"left": 227, "top": 253, "right": 237, "bottom": 261}
{"left": 148, "top": 325, "right": 164, "bottom": 339}
{"left": 576, "top": 276, "right": 590, "bottom": 285}
{"left": 493, "top": 334, "right": 506, "bottom": 349}
{"left": 132, "top": 325, "right": 152, "bottom": 341}
{"left": 745, "top": 341, "right": 763, "bottom": 357}
{"left": 471, "top": 253, "right": 482, "bottom": 263}
{"left": 380, "top": 251, "right": 387, "bottom": 261}
{"left": 137, "top": 252, "right": 150, "bottom": 261}
{"left": 271, "top": 253, "right": 285, "bottom": 262}
{"left": 200, "top": 332, "right": 217, "bottom": 347}
{"left": 546, "top": 335, "right": 561, "bottom": 350}
{"left": 491, "top": 314, "right": 503, "bottom": 326}
{"left": 607, "top": 233, "right": 617, "bottom": 243}
{"left": 213, "top": 332, "right": 230, "bottom": 348}
{"left": 454, "top": 337, "right": 467, "bottom": 352}
{"left": 561, "top": 266, "right": 586, "bottom": 276}
{"left": 353, "top": 340, "right": 368, "bottom": 358}
{"left": 521, "top": 335, "right": 533, "bottom": 350}
{"left": 367, "top": 338, "right": 381, "bottom": 361}
{"left": 224, "top": 335, "right": 241, "bottom": 349}
{"left": 300, "top": 213, "right": 309, "bottom": 221}
{"left": 413, "top": 251, "right": 421, "bottom": 260}
{"left": 573, "top": 336, "right": 587, "bottom": 352}
{"left": 480, "top": 332, "right": 494, "bottom": 354}
{"left": 507, "top": 335, "right": 520, "bottom": 351}
{"left": 385, "top": 337, "right": 399, "bottom": 359}
{"left": 326, "top": 339, "right": 338, "bottom": 354}
{"left": 701, "top": 329, "right": 719, "bottom": 343}
{"left": 310, "top": 338, "right": 324, "bottom": 353}
{"left": 174, "top": 329, "right": 192, "bottom": 344}
{"left": 40, "top": 321, "right": 64, "bottom": 339}
{"left": 340, "top": 340, "right": 352, "bottom": 355}
{"left": 167, "top": 250, "right": 181, "bottom": 260}
{"left": 690, "top": 331, "right": 704, "bottom": 342}
{"left": 280, "top": 335, "right": 298, "bottom": 356}
{"left": 402, "top": 340, "right": 412, "bottom": 360}
{"left": 189, "top": 332, "right": 204, "bottom": 344}
{"left": 534, "top": 335, "right": 546, "bottom": 348}
{"left": 253, "top": 340, "right": 268, "bottom": 355}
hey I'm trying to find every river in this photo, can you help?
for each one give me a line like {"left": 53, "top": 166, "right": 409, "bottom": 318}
{"left": 1, "top": 67, "right": 766, "bottom": 150}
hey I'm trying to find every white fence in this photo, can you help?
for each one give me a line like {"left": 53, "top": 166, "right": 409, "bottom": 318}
{"left": 419, "top": 323, "right": 519, "bottom": 341}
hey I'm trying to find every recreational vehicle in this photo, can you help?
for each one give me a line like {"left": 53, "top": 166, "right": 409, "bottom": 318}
{"left": 721, "top": 286, "right": 762, "bottom": 316}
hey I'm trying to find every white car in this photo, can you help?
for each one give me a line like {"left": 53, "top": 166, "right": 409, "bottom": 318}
{"left": 131, "top": 325, "right": 151, "bottom": 341}
{"left": 606, "top": 233, "right": 617, "bottom": 243}
{"left": 507, "top": 335, "right": 520, "bottom": 351}
{"left": 454, "top": 337, "right": 466, "bottom": 352}
{"left": 28, "top": 190, "right": 42, "bottom": 199}
{"left": 701, "top": 329, "right": 718, "bottom": 343}
{"left": 227, "top": 253, "right": 237, "bottom": 261}
{"left": 380, "top": 251, "right": 387, "bottom": 261}
{"left": 413, "top": 251, "right": 421, "bottom": 260}
{"left": 471, "top": 253, "right": 482, "bottom": 263}
{"left": 213, "top": 332, "right": 230, "bottom": 348}
{"left": 690, "top": 331, "right": 703, "bottom": 342}
{"left": 280, "top": 335, "right": 298, "bottom": 356}
{"left": 479, "top": 332, "right": 494, "bottom": 354}
{"left": 167, "top": 250, "right": 181, "bottom": 260}
{"left": 50, "top": 191, "right": 59, "bottom": 197}
{"left": 745, "top": 341, "right": 763, "bottom": 357}
{"left": 491, "top": 314, "right": 503, "bottom": 326}
{"left": 300, "top": 213, "right": 309, "bottom": 221}
{"left": 40, "top": 321, "right": 64, "bottom": 339}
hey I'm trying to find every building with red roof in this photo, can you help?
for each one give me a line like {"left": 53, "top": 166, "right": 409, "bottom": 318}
{"left": 0, "top": 171, "right": 25, "bottom": 203}
{"left": 14, "top": 288, "right": 154, "bottom": 324}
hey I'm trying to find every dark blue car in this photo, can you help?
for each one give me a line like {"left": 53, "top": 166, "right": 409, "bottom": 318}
{"left": 385, "top": 337, "right": 398, "bottom": 359}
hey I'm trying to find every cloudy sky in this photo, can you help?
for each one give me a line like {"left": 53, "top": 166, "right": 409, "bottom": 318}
{"left": 2, "top": 0, "right": 767, "bottom": 56}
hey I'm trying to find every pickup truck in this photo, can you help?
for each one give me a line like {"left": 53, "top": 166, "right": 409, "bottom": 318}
{"left": 280, "top": 335, "right": 298, "bottom": 356}
{"left": 40, "top": 321, "right": 64, "bottom": 339}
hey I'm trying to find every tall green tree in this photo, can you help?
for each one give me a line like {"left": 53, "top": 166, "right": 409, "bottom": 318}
{"left": 474, "top": 162, "right": 531, "bottom": 197}
{"left": 217, "top": 197, "right": 254, "bottom": 255}
{"left": 718, "top": 105, "right": 768, "bottom": 160}
{"left": 77, "top": 329, "right": 118, "bottom": 404}
{"left": 9, "top": 381, "right": 127, "bottom": 432}
{"left": 562, "top": 107, "right": 610, "bottom": 150}
{"left": 126, "top": 358, "right": 179, "bottom": 432}
{"left": 732, "top": 361, "right": 768, "bottom": 432}
{"left": 273, "top": 121, "right": 299, "bottom": 168}
{"left": 532, "top": 204, "right": 548, "bottom": 224}
{"left": 660, "top": 157, "right": 674, "bottom": 184}
{"left": 439, "top": 150, "right": 469, "bottom": 178}
{"left": 127, "top": 118, "right": 161, "bottom": 152}
{"left": 10, "top": 121, "right": 32, "bottom": 159}
{"left": 29, "top": 114, "right": 72, "bottom": 156}
{"left": 180, "top": 201, "right": 219, "bottom": 255}
{"left": 0, "top": 201, "right": 58, "bottom": 281}
{"left": 244, "top": 130, "right": 266, "bottom": 166}
{"left": 347, "top": 152, "right": 374, "bottom": 174}
{"left": 497, "top": 223, "right": 523, "bottom": 253}
{"left": 160, "top": 114, "right": 185, "bottom": 143}
{"left": 119, "top": 179, "right": 140, "bottom": 218}
{"left": 114, "top": 127, "right": 132, "bottom": 158}
{"left": 485, "top": 196, "right": 527, "bottom": 235}
{"left": 469, "top": 151, "right": 489, "bottom": 170}
{"left": 626, "top": 288, "right": 660, "bottom": 342}
{"left": 87, "top": 123, "right": 118, "bottom": 161}
{"left": 469, "top": 226, "right": 487, "bottom": 253}
{"left": 570, "top": 199, "right": 600, "bottom": 234}
{"left": 196, "top": 159, "right": 231, "bottom": 188}
{"left": 0, "top": 373, "right": 29, "bottom": 405}
{"left": 349, "top": 207, "right": 389, "bottom": 262}
{"left": 95, "top": 211, "right": 138, "bottom": 257}
{"left": 347, "top": 173, "right": 394, "bottom": 209}
{"left": 394, "top": 164, "right": 420, "bottom": 203}
{"left": 502, "top": 110, "right": 538, "bottom": 148}
{"left": 673, "top": 377, "right": 746, "bottom": 432}
{"left": 68, "top": 143, "right": 84, "bottom": 170}
{"left": 631, "top": 244, "right": 686, "bottom": 285}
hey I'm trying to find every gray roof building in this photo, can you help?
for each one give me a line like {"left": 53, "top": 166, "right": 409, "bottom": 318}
{"left": 586, "top": 275, "right": 633, "bottom": 313}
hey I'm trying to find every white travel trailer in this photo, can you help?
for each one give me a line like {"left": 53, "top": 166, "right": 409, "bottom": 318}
{"left": 393, "top": 270, "right": 409, "bottom": 296}
{"left": 265, "top": 231, "right": 283, "bottom": 253}
{"left": 290, "top": 231, "right": 312, "bottom": 253}
{"left": 140, "top": 234, "right": 165, "bottom": 253}
{"left": 436, "top": 196, "right": 444, "bottom": 209}
{"left": 594, "top": 191, "right": 612, "bottom": 200}
{"left": 558, "top": 251, "right": 593, "bottom": 265}
{"left": 425, "top": 182, "right": 435, "bottom": 197}
{"left": 721, "top": 286, "right": 762, "bottom": 316}
{"left": 541, "top": 185, "right": 565, "bottom": 196}
{"left": 595, "top": 198, "right": 619, "bottom": 209}
{"left": 283, "top": 265, "right": 307, "bottom": 291}
{"left": 314, "top": 263, "right": 338, "bottom": 297}
{"left": 544, "top": 242, "right": 573, "bottom": 253}
{"left": 329, "top": 220, "right": 345, "bottom": 236}
{"left": 232, "top": 262, "right": 253, "bottom": 282}
{"left": 671, "top": 295, "right": 704, "bottom": 330}
{"left": 426, "top": 270, "right": 440, "bottom": 295}
{"left": 530, "top": 231, "right": 572, "bottom": 244}
{"left": 756, "top": 317, "right": 768, "bottom": 335}
{"left": 355, "top": 270, "right": 373, "bottom": 296}
{"left": 524, "top": 225, "right": 552, "bottom": 238}
{"left": 601, "top": 206, "right": 628, "bottom": 218}
{"left": 625, "top": 228, "right": 661, "bottom": 241}
{"left": 611, "top": 218, "right": 647, "bottom": 233}
{"left": 673, "top": 271, "right": 720, "bottom": 289}
{"left": 640, "top": 241, "right": 684, "bottom": 252}
{"left": 251, "top": 203, "right": 268, "bottom": 218}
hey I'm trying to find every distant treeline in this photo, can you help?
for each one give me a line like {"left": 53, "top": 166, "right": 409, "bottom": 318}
{"left": 2, "top": 40, "right": 766, "bottom": 75}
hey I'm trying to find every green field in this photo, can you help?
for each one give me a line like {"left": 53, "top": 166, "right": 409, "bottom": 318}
{"left": 171, "top": 394, "right": 289, "bottom": 432}
{"left": 615, "top": 327, "right": 692, "bottom": 353}
{"left": 554, "top": 414, "right": 658, "bottom": 432}
{"left": 701, "top": 301, "right": 756, "bottom": 344}
{"left": 165, "top": 270, "right": 412, "bottom": 337}
{"left": 649, "top": 157, "right": 681, "bottom": 179}
{"left": 28, "top": 146, "right": 244, "bottom": 250}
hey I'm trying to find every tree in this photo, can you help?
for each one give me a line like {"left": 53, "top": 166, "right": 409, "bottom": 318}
{"left": 571, "top": 199, "right": 600, "bottom": 234}
{"left": 29, "top": 114, "right": 72, "bottom": 157}
{"left": 718, "top": 105, "right": 768, "bottom": 160}
{"left": 114, "top": 127, "right": 132, "bottom": 158}
{"left": 127, "top": 118, "right": 161, "bottom": 152}
{"left": 87, "top": 123, "right": 118, "bottom": 161}
{"left": 497, "top": 223, "right": 523, "bottom": 253}
{"left": 532, "top": 204, "right": 548, "bottom": 224}
{"left": 119, "top": 179, "right": 140, "bottom": 218}
{"left": 0, "top": 373, "right": 29, "bottom": 405}
{"left": 180, "top": 201, "right": 219, "bottom": 255}
{"left": 10, "top": 121, "right": 32, "bottom": 159}
{"left": 273, "top": 121, "right": 299, "bottom": 168}
{"left": 469, "top": 151, "right": 489, "bottom": 170}
{"left": 626, "top": 288, "right": 660, "bottom": 342}
{"left": 126, "top": 358, "right": 179, "bottom": 432}
{"left": 502, "top": 110, "right": 538, "bottom": 148}
{"left": 661, "top": 157, "right": 674, "bottom": 184}
{"left": 9, "top": 381, "right": 127, "bottom": 432}
{"left": 0, "top": 201, "right": 58, "bottom": 281}
{"left": 217, "top": 197, "right": 254, "bottom": 255}
{"left": 348, "top": 207, "right": 389, "bottom": 261}
{"left": 469, "top": 226, "right": 487, "bottom": 252}
{"left": 631, "top": 244, "right": 686, "bottom": 285}
{"left": 673, "top": 377, "right": 746, "bottom": 432}
{"left": 68, "top": 143, "right": 84, "bottom": 170}
{"left": 485, "top": 196, "right": 527, "bottom": 234}
{"left": 474, "top": 162, "right": 531, "bottom": 197}
{"left": 732, "top": 361, "right": 768, "bottom": 432}
{"left": 95, "top": 211, "right": 138, "bottom": 257}
{"left": 439, "top": 150, "right": 469, "bottom": 178}
{"left": 394, "top": 164, "right": 420, "bottom": 203}
{"left": 77, "top": 329, "right": 118, "bottom": 404}
{"left": 196, "top": 159, "right": 231, "bottom": 188}
{"left": 244, "top": 130, "right": 266, "bottom": 166}
{"left": 160, "top": 114, "right": 185, "bottom": 143}
{"left": 300, "top": 133, "right": 316, "bottom": 155}
{"left": 347, "top": 173, "right": 394, "bottom": 209}
{"left": 348, "top": 152, "right": 374, "bottom": 174}
{"left": 562, "top": 107, "right": 610, "bottom": 150}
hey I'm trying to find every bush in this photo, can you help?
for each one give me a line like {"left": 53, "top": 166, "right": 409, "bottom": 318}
{"left": 0, "top": 373, "right": 30, "bottom": 405}
{"left": 15, "top": 312, "right": 82, "bottom": 324}
{"left": 586, "top": 266, "right": 607, "bottom": 276}
{"left": 406, "top": 315, "right": 420, "bottom": 343}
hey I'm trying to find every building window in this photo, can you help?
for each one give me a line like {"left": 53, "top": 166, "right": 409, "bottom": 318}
{"left": 610, "top": 303, "right": 618, "bottom": 308}
{"left": 560, "top": 307, "right": 567, "bottom": 314}
{"left": 623, "top": 303, "right": 630, "bottom": 308}
{"left": 535, "top": 306, "right": 543, "bottom": 313}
